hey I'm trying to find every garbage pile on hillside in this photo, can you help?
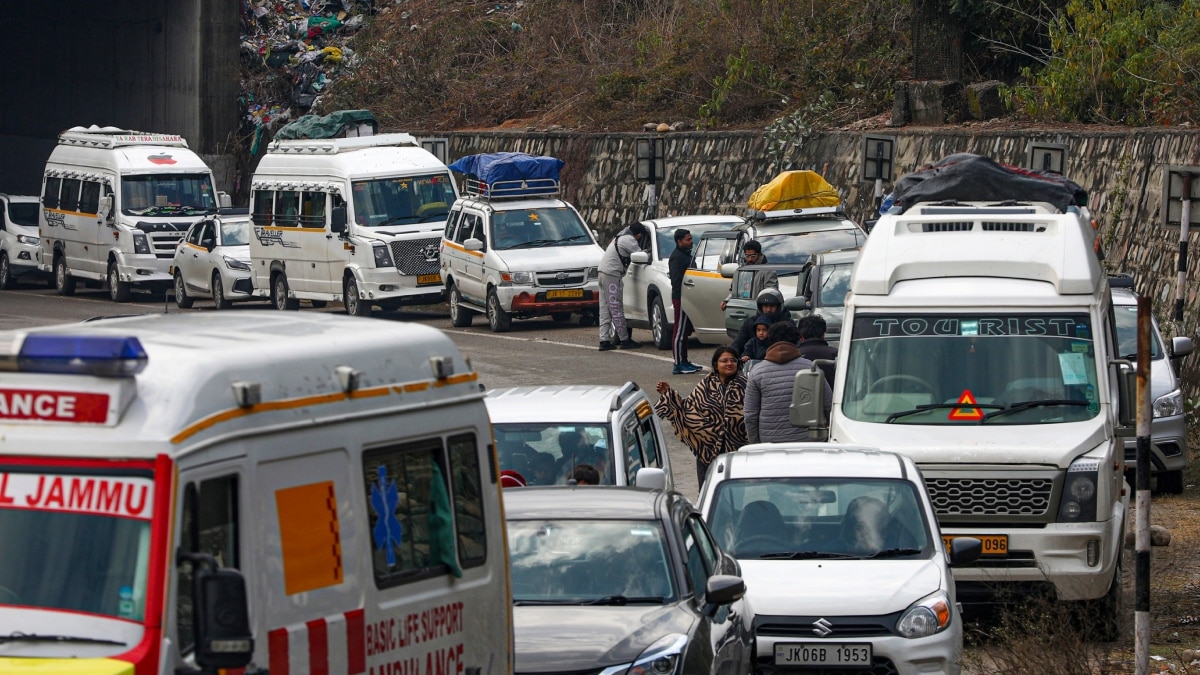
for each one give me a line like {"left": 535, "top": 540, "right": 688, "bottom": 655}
{"left": 238, "top": 0, "right": 373, "bottom": 153}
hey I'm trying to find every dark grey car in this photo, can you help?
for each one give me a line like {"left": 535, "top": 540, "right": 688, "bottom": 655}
{"left": 505, "top": 487, "right": 754, "bottom": 675}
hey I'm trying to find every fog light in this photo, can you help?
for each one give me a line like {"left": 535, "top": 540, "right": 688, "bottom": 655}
{"left": 136, "top": 269, "right": 153, "bottom": 276}
{"left": 1086, "top": 539, "right": 1100, "bottom": 567}
{"left": 18, "top": 251, "right": 31, "bottom": 260}
{"left": 380, "top": 284, "right": 396, "bottom": 291}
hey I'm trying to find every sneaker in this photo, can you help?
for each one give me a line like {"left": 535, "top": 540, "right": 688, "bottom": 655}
{"left": 683, "top": 361, "right": 704, "bottom": 370}
{"left": 672, "top": 363, "right": 702, "bottom": 375}
{"left": 598, "top": 341, "right": 616, "bottom": 351}
{"left": 618, "top": 338, "right": 643, "bottom": 349}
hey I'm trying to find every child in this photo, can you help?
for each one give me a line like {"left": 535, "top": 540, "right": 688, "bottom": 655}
{"left": 741, "top": 314, "right": 772, "bottom": 362}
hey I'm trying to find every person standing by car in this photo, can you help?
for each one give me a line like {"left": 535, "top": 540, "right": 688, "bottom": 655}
{"left": 669, "top": 228, "right": 703, "bottom": 374}
{"left": 744, "top": 321, "right": 832, "bottom": 444}
{"left": 598, "top": 222, "right": 649, "bottom": 351}
{"left": 721, "top": 239, "right": 777, "bottom": 311}
{"left": 732, "top": 287, "right": 786, "bottom": 355}
{"left": 796, "top": 314, "right": 838, "bottom": 386}
{"left": 654, "top": 346, "right": 748, "bottom": 489}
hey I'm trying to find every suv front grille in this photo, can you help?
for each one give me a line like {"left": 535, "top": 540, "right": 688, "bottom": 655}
{"left": 389, "top": 237, "right": 441, "bottom": 276}
{"left": 926, "top": 477, "right": 1054, "bottom": 517}
{"left": 149, "top": 231, "right": 185, "bottom": 258}
{"left": 536, "top": 269, "right": 587, "bottom": 287}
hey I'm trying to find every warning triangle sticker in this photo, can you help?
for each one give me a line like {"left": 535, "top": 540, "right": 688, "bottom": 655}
{"left": 948, "top": 390, "right": 985, "bottom": 421}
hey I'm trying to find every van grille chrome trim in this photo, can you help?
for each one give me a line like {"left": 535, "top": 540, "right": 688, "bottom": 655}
{"left": 389, "top": 237, "right": 442, "bottom": 276}
{"left": 926, "top": 476, "right": 1054, "bottom": 517}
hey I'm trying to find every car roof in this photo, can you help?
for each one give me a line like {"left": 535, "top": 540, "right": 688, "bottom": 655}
{"left": 485, "top": 384, "right": 635, "bottom": 423}
{"left": 502, "top": 485, "right": 670, "bottom": 520}
{"left": 458, "top": 196, "right": 572, "bottom": 212}
{"left": 643, "top": 214, "right": 744, "bottom": 230}
{"left": 716, "top": 444, "right": 914, "bottom": 481}
{"left": 744, "top": 218, "right": 861, "bottom": 236}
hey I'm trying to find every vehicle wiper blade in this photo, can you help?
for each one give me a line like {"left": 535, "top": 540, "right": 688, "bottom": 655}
{"left": 885, "top": 403, "right": 1002, "bottom": 423}
{"left": 510, "top": 238, "right": 559, "bottom": 249}
{"left": 0, "top": 632, "right": 126, "bottom": 646}
{"left": 863, "top": 548, "right": 923, "bottom": 559}
{"left": 981, "top": 399, "right": 1087, "bottom": 422}
{"left": 512, "top": 599, "right": 585, "bottom": 606}
{"left": 758, "top": 550, "right": 860, "bottom": 560}
{"left": 581, "top": 595, "right": 665, "bottom": 606}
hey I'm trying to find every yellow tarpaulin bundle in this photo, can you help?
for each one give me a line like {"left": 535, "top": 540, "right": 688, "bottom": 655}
{"left": 747, "top": 170, "right": 841, "bottom": 211}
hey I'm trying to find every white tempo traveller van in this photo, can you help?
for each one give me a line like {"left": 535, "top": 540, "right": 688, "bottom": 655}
{"left": 0, "top": 311, "right": 512, "bottom": 674}
{"left": 249, "top": 133, "right": 459, "bottom": 317}
{"left": 38, "top": 126, "right": 228, "bottom": 302}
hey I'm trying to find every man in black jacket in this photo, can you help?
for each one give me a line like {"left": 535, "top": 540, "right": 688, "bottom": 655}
{"left": 797, "top": 314, "right": 838, "bottom": 386}
{"left": 668, "top": 229, "right": 703, "bottom": 374}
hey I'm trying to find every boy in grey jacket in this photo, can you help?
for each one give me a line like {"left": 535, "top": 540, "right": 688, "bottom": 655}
{"left": 744, "top": 320, "right": 832, "bottom": 443}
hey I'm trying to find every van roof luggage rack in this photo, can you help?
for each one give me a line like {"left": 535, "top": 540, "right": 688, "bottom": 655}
{"left": 266, "top": 133, "right": 419, "bottom": 155}
{"left": 58, "top": 126, "right": 189, "bottom": 149}
{"left": 450, "top": 152, "right": 565, "bottom": 201}
{"left": 462, "top": 177, "right": 560, "bottom": 200}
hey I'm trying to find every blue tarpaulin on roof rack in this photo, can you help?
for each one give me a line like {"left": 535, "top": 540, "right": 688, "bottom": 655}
{"left": 448, "top": 152, "right": 564, "bottom": 183}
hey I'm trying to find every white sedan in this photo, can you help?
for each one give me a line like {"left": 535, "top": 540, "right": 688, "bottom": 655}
{"left": 172, "top": 214, "right": 254, "bottom": 309}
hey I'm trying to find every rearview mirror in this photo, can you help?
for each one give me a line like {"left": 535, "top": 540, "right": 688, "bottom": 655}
{"left": 330, "top": 206, "right": 347, "bottom": 233}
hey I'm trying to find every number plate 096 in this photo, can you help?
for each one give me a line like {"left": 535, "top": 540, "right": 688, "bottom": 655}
{"left": 775, "top": 642, "right": 872, "bottom": 666}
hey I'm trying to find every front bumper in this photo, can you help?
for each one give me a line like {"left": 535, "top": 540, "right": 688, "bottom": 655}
{"left": 115, "top": 253, "right": 172, "bottom": 285}
{"left": 1122, "top": 414, "right": 1187, "bottom": 474}
{"left": 754, "top": 616, "right": 962, "bottom": 675}
{"left": 496, "top": 285, "right": 599, "bottom": 315}
{"left": 4, "top": 241, "right": 41, "bottom": 275}
{"left": 355, "top": 266, "right": 446, "bottom": 302}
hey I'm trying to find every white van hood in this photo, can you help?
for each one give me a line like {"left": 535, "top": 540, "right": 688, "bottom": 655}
{"left": 496, "top": 246, "right": 603, "bottom": 271}
{"left": 739, "top": 558, "right": 944, "bottom": 616}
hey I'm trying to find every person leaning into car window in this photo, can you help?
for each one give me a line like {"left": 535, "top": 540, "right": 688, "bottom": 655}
{"left": 598, "top": 222, "right": 649, "bottom": 351}
{"left": 720, "top": 239, "right": 777, "bottom": 311}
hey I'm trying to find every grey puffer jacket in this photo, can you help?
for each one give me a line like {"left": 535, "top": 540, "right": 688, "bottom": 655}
{"left": 744, "top": 342, "right": 833, "bottom": 444}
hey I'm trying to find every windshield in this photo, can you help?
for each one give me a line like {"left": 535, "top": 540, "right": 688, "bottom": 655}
{"left": 707, "top": 477, "right": 930, "bottom": 559}
{"left": 842, "top": 313, "right": 1101, "bottom": 425}
{"left": 491, "top": 208, "right": 592, "bottom": 250}
{"left": 656, "top": 222, "right": 736, "bottom": 260}
{"left": 220, "top": 219, "right": 250, "bottom": 246}
{"left": 0, "top": 470, "right": 153, "bottom": 621}
{"left": 759, "top": 228, "right": 864, "bottom": 264}
{"left": 494, "top": 423, "right": 614, "bottom": 485}
{"left": 1113, "top": 304, "right": 1162, "bottom": 360}
{"left": 7, "top": 202, "right": 39, "bottom": 226}
{"left": 351, "top": 173, "right": 457, "bottom": 227}
{"left": 508, "top": 519, "right": 676, "bottom": 603}
{"left": 121, "top": 173, "right": 217, "bottom": 216}
{"left": 816, "top": 263, "right": 853, "bottom": 308}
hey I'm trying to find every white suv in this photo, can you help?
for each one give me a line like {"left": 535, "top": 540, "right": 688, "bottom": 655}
{"left": 440, "top": 163, "right": 603, "bottom": 332}
{"left": 698, "top": 444, "right": 980, "bottom": 675}
{"left": 485, "top": 382, "right": 672, "bottom": 489}
{"left": 0, "top": 194, "right": 43, "bottom": 289}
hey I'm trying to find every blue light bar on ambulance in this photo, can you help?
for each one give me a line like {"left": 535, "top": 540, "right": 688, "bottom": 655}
{"left": 12, "top": 335, "right": 148, "bottom": 377}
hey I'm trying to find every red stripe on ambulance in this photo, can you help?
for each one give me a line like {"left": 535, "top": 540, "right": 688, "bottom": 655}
{"left": 0, "top": 388, "right": 109, "bottom": 423}
{"left": 271, "top": 611, "right": 366, "bottom": 675}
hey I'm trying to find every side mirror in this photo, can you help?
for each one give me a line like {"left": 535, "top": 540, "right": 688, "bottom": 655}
{"left": 634, "top": 467, "right": 666, "bottom": 490}
{"left": 703, "top": 575, "right": 746, "bottom": 616}
{"left": 784, "top": 295, "right": 811, "bottom": 312}
{"left": 464, "top": 237, "right": 484, "bottom": 252}
{"left": 1114, "top": 362, "right": 1135, "bottom": 435}
{"left": 948, "top": 536, "right": 982, "bottom": 566}
{"left": 789, "top": 367, "right": 827, "bottom": 440}
{"left": 864, "top": 218, "right": 879, "bottom": 233}
{"left": 719, "top": 262, "right": 739, "bottom": 278}
{"left": 330, "top": 206, "right": 348, "bottom": 233}
{"left": 218, "top": 192, "right": 233, "bottom": 209}
{"left": 1171, "top": 336, "right": 1193, "bottom": 360}
{"left": 97, "top": 195, "right": 114, "bottom": 225}
{"left": 630, "top": 250, "right": 650, "bottom": 265}
{"left": 179, "top": 552, "right": 254, "bottom": 671}
{"left": 203, "top": 240, "right": 215, "bottom": 252}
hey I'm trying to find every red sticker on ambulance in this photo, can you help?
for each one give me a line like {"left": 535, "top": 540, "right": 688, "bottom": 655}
{"left": 0, "top": 388, "right": 110, "bottom": 424}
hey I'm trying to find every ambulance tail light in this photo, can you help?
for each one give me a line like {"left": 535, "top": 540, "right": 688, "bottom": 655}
{"left": 13, "top": 335, "right": 148, "bottom": 377}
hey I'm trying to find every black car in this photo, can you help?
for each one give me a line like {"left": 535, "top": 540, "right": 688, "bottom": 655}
{"left": 505, "top": 486, "right": 755, "bottom": 675}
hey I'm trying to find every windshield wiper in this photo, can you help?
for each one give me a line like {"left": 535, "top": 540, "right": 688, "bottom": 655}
{"left": 0, "top": 632, "right": 126, "bottom": 646}
{"left": 378, "top": 216, "right": 417, "bottom": 227}
{"left": 863, "top": 547, "right": 923, "bottom": 559}
{"left": 757, "top": 550, "right": 860, "bottom": 560}
{"left": 885, "top": 403, "right": 1002, "bottom": 423}
{"left": 981, "top": 399, "right": 1087, "bottom": 422}
{"left": 582, "top": 595, "right": 665, "bottom": 606}
{"left": 512, "top": 599, "right": 584, "bottom": 606}
{"left": 510, "top": 238, "right": 560, "bottom": 249}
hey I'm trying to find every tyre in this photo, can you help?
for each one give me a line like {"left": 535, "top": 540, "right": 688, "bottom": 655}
{"left": 310, "top": 300, "right": 328, "bottom": 309}
{"left": 211, "top": 271, "right": 231, "bottom": 310}
{"left": 551, "top": 312, "right": 572, "bottom": 323}
{"left": 650, "top": 294, "right": 672, "bottom": 350}
{"left": 344, "top": 276, "right": 372, "bottom": 317}
{"left": 449, "top": 284, "right": 473, "bottom": 327}
{"left": 1157, "top": 469, "right": 1184, "bottom": 495}
{"left": 174, "top": 271, "right": 194, "bottom": 309}
{"left": 486, "top": 288, "right": 512, "bottom": 332}
{"left": 108, "top": 262, "right": 131, "bottom": 303}
{"left": 54, "top": 255, "right": 75, "bottom": 296}
{"left": 0, "top": 253, "right": 12, "bottom": 290}
{"left": 271, "top": 273, "right": 299, "bottom": 310}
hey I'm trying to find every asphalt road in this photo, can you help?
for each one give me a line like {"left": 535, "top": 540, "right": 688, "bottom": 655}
{"left": 0, "top": 280, "right": 709, "bottom": 500}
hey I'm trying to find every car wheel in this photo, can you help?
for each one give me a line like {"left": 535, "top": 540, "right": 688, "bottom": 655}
{"left": 272, "top": 273, "right": 299, "bottom": 310}
{"left": 551, "top": 312, "right": 572, "bottom": 323}
{"left": 449, "top": 283, "right": 473, "bottom": 327}
{"left": 310, "top": 300, "right": 328, "bottom": 309}
{"left": 174, "top": 271, "right": 194, "bottom": 309}
{"left": 108, "top": 261, "right": 132, "bottom": 303}
{"left": 0, "top": 253, "right": 12, "bottom": 290}
{"left": 486, "top": 288, "right": 511, "bottom": 332}
{"left": 1157, "top": 469, "right": 1184, "bottom": 495}
{"left": 650, "top": 294, "right": 671, "bottom": 350}
{"left": 54, "top": 255, "right": 75, "bottom": 296}
{"left": 344, "top": 276, "right": 372, "bottom": 317}
{"left": 211, "top": 271, "right": 231, "bottom": 310}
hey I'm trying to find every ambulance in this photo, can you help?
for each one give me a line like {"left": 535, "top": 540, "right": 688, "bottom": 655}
{"left": 37, "top": 126, "right": 230, "bottom": 302}
{"left": 0, "top": 311, "right": 512, "bottom": 674}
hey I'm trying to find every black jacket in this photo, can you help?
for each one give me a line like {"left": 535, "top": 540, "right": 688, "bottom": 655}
{"left": 797, "top": 338, "right": 838, "bottom": 386}
{"left": 668, "top": 245, "right": 691, "bottom": 300}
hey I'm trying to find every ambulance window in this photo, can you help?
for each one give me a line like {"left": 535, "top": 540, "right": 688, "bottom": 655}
{"left": 300, "top": 191, "right": 326, "bottom": 228}
{"left": 363, "top": 439, "right": 464, "bottom": 587}
{"left": 251, "top": 190, "right": 274, "bottom": 226}
{"left": 42, "top": 176, "right": 62, "bottom": 209}
{"left": 275, "top": 191, "right": 300, "bottom": 226}
{"left": 176, "top": 475, "right": 241, "bottom": 655}
{"left": 59, "top": 178, "right": 82, "bottom": 212}
{"left": 79, "top": 180, "right": 102, "bottom": 214}
{"left": 448, "top": 433, "right": 487, "bottom": 568}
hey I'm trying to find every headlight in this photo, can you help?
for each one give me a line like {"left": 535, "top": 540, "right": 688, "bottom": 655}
{"left": 1154, "top": 389, "right": 1183, "bottom": 418}
{"left": 223, "top": 256, "right": 251, "bottom": 271}
{"left": 897, "top": 590, "right": 952, "bottom": 638}
{"left": 132, "top": 232, "right": 151, "bottom": 254}
{"left": 599, "top": 634, "right": 686, "bottom": 675}
{"left": 586, "top": 267, "right": 599, "bottom": 280}
{"left": 1057, "top": 458, "right": 1100, "bottom": 522}
{"left": 16, "top": 234, "right": 39, "bottom": 246}
{"left": 511, "top": 271, "right": 534, "bottom": 285}
{"left": 372, "top": 244, "right": 394, "bottom": 268}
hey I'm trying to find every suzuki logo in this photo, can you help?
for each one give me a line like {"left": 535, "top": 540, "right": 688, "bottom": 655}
{"left": 420, "top": 244, "right": 440, "bottom": 262}
{"left": 812, "top": 618, "right": 833, "bottom": 637}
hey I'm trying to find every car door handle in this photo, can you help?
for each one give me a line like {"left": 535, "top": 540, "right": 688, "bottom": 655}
{"left": 683, "top": 279, "right": 696, "bottom": 286}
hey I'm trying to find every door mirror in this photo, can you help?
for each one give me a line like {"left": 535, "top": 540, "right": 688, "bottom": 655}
{"left": 633, "top": 467, "right": 666, "bottom": 490}
{"left": 789, "top": 367, "right": 827, "bottom": 440}
{"left": 217, "top": 192, "right": 233, "bottom": 209}
{"left": 703, "top": 574, "right": 746, "bottom": 616}
{"left": 784, "top": 295, "right": 811, "bottom": 312}
{"left": 948, "top": 536, "right": 982, "bottom": 566}
{"left": 97, "top": 195, "right": 113, "bottom": 225}
{"left": 331, "top": 206, "right": 347, "bottom": 233}
{"left": 1171, "top": 336, "right": 1193, "bottom": 360}
{"left": 630, "top": 251, "right": 650, "bottom": 265}
{"left": 179, "top": 552, "right": 254, "bottom": 671}
{"left": 1115, "top": 362, "right": 1135, "bottom": 435}
{"left": 464, "top": 237, "right": 484, "bottom": 252}
{"left": 202, "top": 239, "right": 215, "bottom": 252}
{"left": 719, "top": 262, "right": 739, "bottom": 278}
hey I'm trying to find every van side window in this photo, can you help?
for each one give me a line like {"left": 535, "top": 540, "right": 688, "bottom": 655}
{"left": 251, "top": 190, "right": 274, "bottom": 226}
{"left": 364, "top": 438, "right": 471, "bottom": 587}
{"left": 59, "top": 178, "right": 82, "bottom": 213}
{"left": 448, "top": 433, "right": 487, "bottom": 567}
{"left": 454, "top": 213, "right": 477, "bottom": 245}
{"left": 621, "top": 418, "right": 644, "bottom": 485}
{"left": 300, "top": 191, "right": 326, "bottom": 229}
{"left": 79, "top": 181, "right": 102, "bottom": 215}
{"left": 276, "top": 191, "right": 300, "bottom": 227}
{"left": 444, "top": 208, "right": 462, "bottom": 240}
{"left": 42, "top": 177, "right": 62, "bottom": 209}
{"left": 176, "top": 475, "right": 240, "bottom": 655}
{"left": 638, "top": 416, "right": 661, "bottom": 468}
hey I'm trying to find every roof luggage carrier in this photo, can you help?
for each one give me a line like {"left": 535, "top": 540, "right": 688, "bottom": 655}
{"left": 58, "top": 126, "right": 189, "bottom": 149}
{"left": 462, "top": 177, "right": 560, "bottom": 200}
